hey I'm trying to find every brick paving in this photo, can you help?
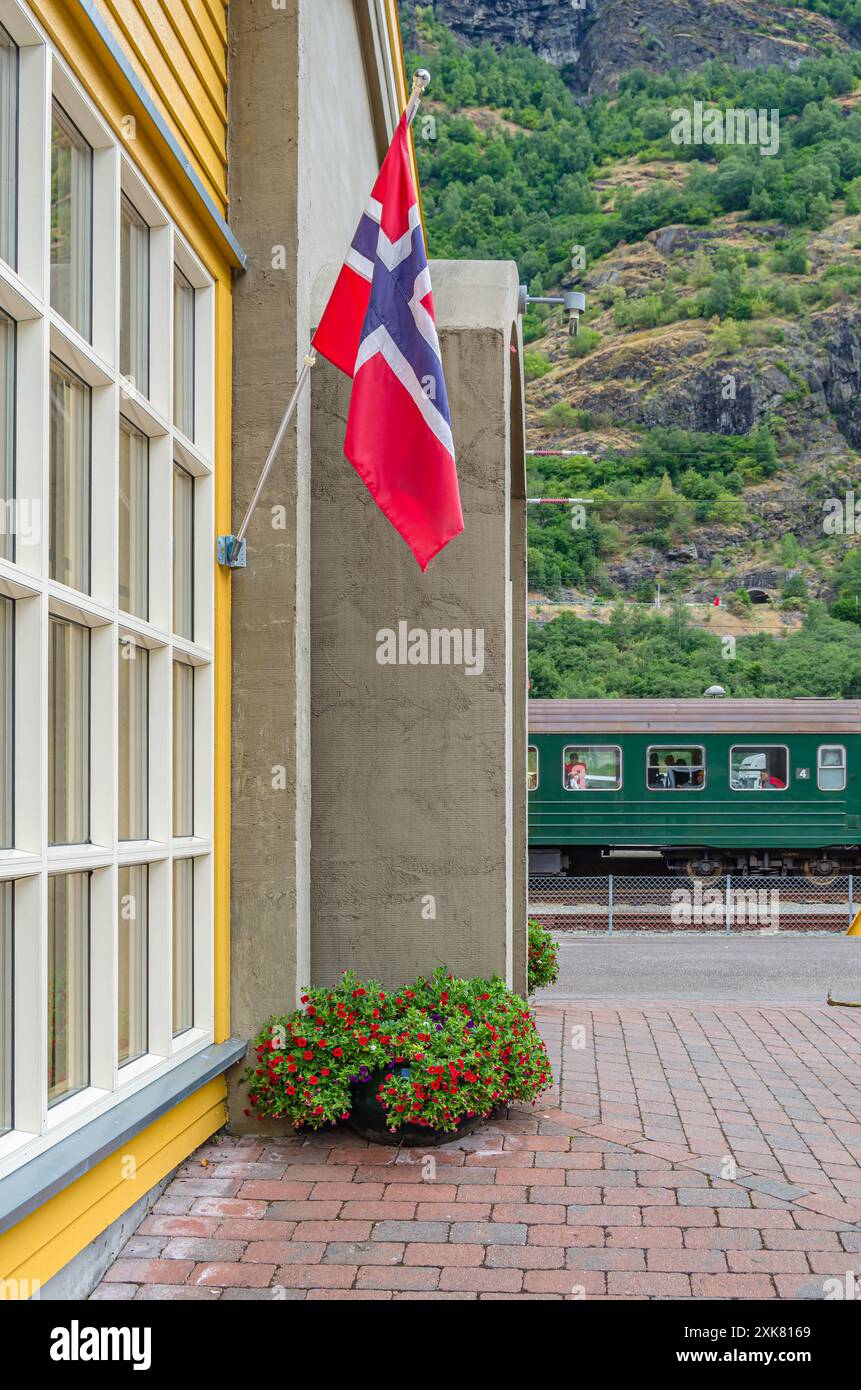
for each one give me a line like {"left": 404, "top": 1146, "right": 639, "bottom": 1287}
{"left": 92, "top": 1002, "right": 861, "bottom": 1300}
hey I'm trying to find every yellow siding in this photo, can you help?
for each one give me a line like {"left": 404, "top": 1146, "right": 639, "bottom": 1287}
{"left": 0, "top": 1, "right": 235, "bottom": 1290}
{"left": 93, "top": 0, "right": 228, "bottom": 211}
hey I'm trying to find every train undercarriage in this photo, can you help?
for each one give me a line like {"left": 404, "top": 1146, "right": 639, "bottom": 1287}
{"left": 529, "top": 846, "right": 861, "bottom": 883}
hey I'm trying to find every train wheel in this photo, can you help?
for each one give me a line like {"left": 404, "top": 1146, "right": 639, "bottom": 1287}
{"left": 802, "top": 857, "right": 841, "bottom": 887}
{"left": 684, "top": 854, "right": 725, "bottom": 885}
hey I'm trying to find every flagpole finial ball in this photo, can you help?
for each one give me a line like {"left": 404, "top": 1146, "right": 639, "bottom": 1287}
{"left": 414, "top": 68, "right": 431, "bottom": 92}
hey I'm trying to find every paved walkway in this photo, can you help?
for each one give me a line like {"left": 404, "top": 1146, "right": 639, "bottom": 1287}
{"left": 92, "top": 1002, "right": 861, "bottom": 1300}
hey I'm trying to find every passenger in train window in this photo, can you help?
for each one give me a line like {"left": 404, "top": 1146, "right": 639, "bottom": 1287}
{"left": 565, "top": 759, "right": 587, "bottom": 790}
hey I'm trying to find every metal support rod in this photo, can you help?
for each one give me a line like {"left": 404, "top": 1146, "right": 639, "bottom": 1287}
{"left": 725, "top": 875, "right": 732, "bottom": 935}
{"left": 608, "top": 874, "right": 613, "bottom": 935}
{"left": 229, "top": 354, "right": 316, "bottom": 562}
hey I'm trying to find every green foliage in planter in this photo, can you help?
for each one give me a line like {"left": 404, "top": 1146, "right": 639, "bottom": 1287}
{"left": 244, "top": 968, "right": 553, "bottom": 1134}
{"left": 528, "top": 918, "right": 560, "bottom": 992}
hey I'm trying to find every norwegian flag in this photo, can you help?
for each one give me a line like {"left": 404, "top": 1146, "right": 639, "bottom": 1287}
{"left": 312, "top": 113, "right": 463, "bottom": 571}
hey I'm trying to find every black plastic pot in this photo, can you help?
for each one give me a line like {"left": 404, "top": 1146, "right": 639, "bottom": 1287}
{"left": 348, "top": 1064, "right": 494, "bottom": 1147}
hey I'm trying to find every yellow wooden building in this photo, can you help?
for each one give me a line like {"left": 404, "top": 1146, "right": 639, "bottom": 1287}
{"left": 0, "top": 0, "right": 411, "bottom": 1299}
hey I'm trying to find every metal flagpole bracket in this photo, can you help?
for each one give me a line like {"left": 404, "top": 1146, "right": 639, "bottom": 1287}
{"left": 217, "top": 535, "right": 247, "bottom": 568}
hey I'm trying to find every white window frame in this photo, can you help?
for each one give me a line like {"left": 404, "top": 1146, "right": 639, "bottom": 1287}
{"left": 646, "top": 744, "right": 707, "bottom": 792}
{"left": 817, "top": 744, "right": 846, "bottom": 793}
{"left": 562, "top": 744, "right": 622, "bottom": 792}
{"left": 0, "top": 1, "right": 215, "bottom": 1179}
{"left": 729, "top": 744, "right": 790, "bottom": 792}
{"left": 527, "top": 744, "right": 538, "bottom": 792}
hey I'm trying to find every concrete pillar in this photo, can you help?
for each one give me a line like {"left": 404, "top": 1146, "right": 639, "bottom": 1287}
{"left": 309, "top": 260, "right": 528, "bottom": 993}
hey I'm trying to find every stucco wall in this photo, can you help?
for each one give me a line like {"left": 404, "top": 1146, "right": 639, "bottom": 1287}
{"left": 228, "top": 1, "right": 395, "bottom": 1118}
{"left": 309, "top": 259, "right": 527, "bottom": 994}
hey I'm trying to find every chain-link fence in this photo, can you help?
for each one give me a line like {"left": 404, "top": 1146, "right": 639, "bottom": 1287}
{"left": 528, "top": 874, "right": 856, "bottom": 933}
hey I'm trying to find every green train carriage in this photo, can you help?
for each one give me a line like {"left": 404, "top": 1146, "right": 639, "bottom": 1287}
{"left": 527, "top": 700, "right": 861, "bottom": 880}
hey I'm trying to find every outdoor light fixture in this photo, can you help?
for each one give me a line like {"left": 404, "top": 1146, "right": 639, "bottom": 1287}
{"left": 518, "top": 285, "right": 587, "bottom": 336}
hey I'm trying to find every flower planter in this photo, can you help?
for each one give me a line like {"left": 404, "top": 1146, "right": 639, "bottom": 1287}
{"left": 348, "top": 1064, "right": 496, "bottom": 1147}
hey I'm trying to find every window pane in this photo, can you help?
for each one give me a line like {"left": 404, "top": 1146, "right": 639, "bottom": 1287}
{"left": 0, "top": 596, "right": 10, "bottom": 850}
{"left": 563, "top": 745, "right": 621, "bottom": 791}
{"left": 173, "top": 660, "right": 193, "bottom": 836}
{"left": 647, "top": 747, "right": 705, "bottom": 790}
{"left": 730, "top": 746, "right": 788, "bottom": 790}
{"left": 49, "top": 616, "right": 90, "bottom": 845}
{"left": 49, "top": 359, "right": 91, "bottom": 592}
{"left": 818, "top": 747, "right": 846, "bottom": 792}
{"left": 48, "top": 872, "right": 89, "bottom": 1106}
{"left": 119, "top": 640, "right": 148, "bottom": 840}
{"left": 0, "top": 880, "right": 11, "bottom": 1135}
{"left": 172, "top": 858, "right": 193, "bottom": 1036}
{"left": 173, "top": 267, "right": 194, "bottom": 438}
{"left": 119, "top": 420, "right": 149, "bottom": 619}
{"left": 120, "top": 194, "right": 149, "bottom": 394}
{"left": 0, "top": 309, "right": 13, "bottom": 563}
{"left": 0, "top": 24, "right": 17, "bottom": 269}
{"left": 50, "top": 103, "right": 92, "bottom": 340}
{"left": 118, "top": 864, "right": 147, "bottom": 1066}
{"left": 527, "top": 747, "right": 538, "bottom": 792}
{"left": 173, "top": 464, "right": 193, "bottom": 639}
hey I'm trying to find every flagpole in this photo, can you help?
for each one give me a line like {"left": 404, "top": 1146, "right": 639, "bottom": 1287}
{"left": 218, "top": 68, "right": 432, "bottom": 569}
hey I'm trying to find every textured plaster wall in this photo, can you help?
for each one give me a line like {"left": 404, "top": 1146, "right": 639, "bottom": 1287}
{"left": 227, "top": 0, "right": 387, "bottom": 1128}
{"left": 309, "top": 260, "right": 527, "bottom": 993}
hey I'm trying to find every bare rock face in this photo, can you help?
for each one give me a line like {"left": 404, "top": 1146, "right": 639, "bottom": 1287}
{"left": 431, "top": 0, "right": 584, "bottom": 67}
{"left": 425, "top": 0, "right": 855, "bottom": 95}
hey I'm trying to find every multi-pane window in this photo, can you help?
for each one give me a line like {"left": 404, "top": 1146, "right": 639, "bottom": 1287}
{"left": 50, "top": 102, "right": 92, "bottom": 340}
{"left": 0, "top": 880, "right": 11, "bottom": 1135}
{"left": 173, "top": 266, "right": 194, "bottom": 438}
{"left": 118, "top": 865, "right": 147, "bottom": 1066}
{"left": 0, "top": 308, "right": 14, "bottom": 562}
{"left": 0, "top": 27, "right": 214, "bottom": 1170}
{"left": 173, "top": 660, "right": 193, "bottom": 836}
{"left": 173, "top": 463, "right": 193, "bottom": 639}
{"left": 0, "top": 596, "right": 11, "bottom": 850}
{"left": 119, "top": 420, "right": 149, "bottom": 619}
{"left": 119, "top": 639, "right": 148, "bottom": 840}
{"left": 48, "top": 616, "right": 90, "bottom": 845}
{"left": 0, "top": 23, "right": 17, "bottom": 269}
{"left": 47, "top": 872, "right": 90, "bottom": 1106}
{"left": 49, "top": 358, "right": 90, "bottom": 592}
{"left": 173, "top": 858, "right": 193, "bottom": 1036}
{"left": 120, "top": 194, "right": 149, "bottom": 394}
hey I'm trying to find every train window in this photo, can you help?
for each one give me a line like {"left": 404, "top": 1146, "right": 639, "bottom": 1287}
{"left": 730, "top": 745, "right": 788, "bottom": 790}
{"left": 528, "top": 746, "right": 538, "bottom": 791}
{"left": 647, "top": 746, "right": 705, "bottom": 790}
{"left": 563, "top": 745, "right": 621, "bottom": 791}
{"left": 817, "top": 745, "right": 846, "bottom": 792}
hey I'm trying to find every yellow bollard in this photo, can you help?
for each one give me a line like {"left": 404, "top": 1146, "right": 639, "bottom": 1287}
{"left": 848, "top": 907, "right": 861, "bottom": 936}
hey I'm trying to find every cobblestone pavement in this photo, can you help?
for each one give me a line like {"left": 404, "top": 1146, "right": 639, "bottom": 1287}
{"left": 91, "top": 1002, "right": 861, "bottom": 1300}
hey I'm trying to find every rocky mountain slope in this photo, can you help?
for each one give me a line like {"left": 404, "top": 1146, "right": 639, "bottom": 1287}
{"left": 407, "top": 0, "right": 859, "bottom": 96}
{"left": 400, "top": 4, "right": 861, "bottom": 693}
